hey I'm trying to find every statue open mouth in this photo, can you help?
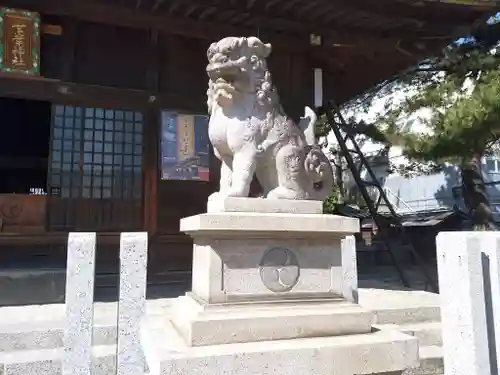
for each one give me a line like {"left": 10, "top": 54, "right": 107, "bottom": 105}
{"left": 215, "top": 74, "right": 238, "bottom": 89}
{"left": 211, "top": 72, "right": 241, "bottom": 106}
{"left": 216, "top": 75, "right": 236, "bottom": 83}
{"left": 207, "top": 54, "right": 250, "bottom": 108}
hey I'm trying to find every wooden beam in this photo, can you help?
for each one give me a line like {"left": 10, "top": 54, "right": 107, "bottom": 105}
{"left": 267, "top": 0, "right": 493, "bottom": 29}
{"left": 151, "top": 0, "right": 165, "bottom": 11}
{"left": 167, "top": 0, "right": 182, "bottom": 13}
{"left": 0, "top": 0, "right": 296, "bottom": 47}
{"left": 199, "top": 7, "right": 216, "bottom": 19}
{"left": 2, "top": 0, "right": 424, "bottom": 53}
{"left": 177, "top": 0, "right": 455, "bottom": 40}
{"left": 315, "top": 0, "right": 495, "bottom": 26}
{"left": 264, "top": 0, "right": 283, "bottom": 10}
{"left": 246, "top": 0, "right": 257, "bottom": 9}
{"left": 182, "top": 0, "right": 477, "bottom": 39}
{"left": 0, "top": 74, "right": 204, "bottom": 113}
{"left": 41, "top": 23, "right": 62, "bottom": 35}
{"left": 329, "top": 55, "right": 419, "bottom": 104}
{"left": 280, "top": 0, "right": 302, "bottom": 13}
{"left": 183, "top": 4, "right": 197, "bottom": 17}
{"left": 320, "top": 41, "right": 445, "bottom": 104}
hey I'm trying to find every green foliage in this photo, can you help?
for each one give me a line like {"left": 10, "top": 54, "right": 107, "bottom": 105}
{"left": 323, "top": 185, "right": 368, "bottom": 214}
{"left": 358, "top": 23, "right": 500, "bottom": 165}
{"left": 323, "top": 185, "right": 343, "bottom": 214}
{"left": 376, "top": 68, "right": 500, "bottom": 163}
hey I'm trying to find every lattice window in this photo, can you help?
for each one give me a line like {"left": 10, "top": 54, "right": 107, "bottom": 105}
{"left": 49, "top": 105, "right": 143, "bottom": 200}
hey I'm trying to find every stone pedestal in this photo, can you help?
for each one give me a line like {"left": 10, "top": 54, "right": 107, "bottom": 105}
{"left": 141, "top": 198, "right": 419, "bottom": 375}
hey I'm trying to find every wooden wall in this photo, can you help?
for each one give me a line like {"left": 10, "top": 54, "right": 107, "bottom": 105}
{"left": 38, "top": 17, "right": 315, "bottom": 112}
{"left": 1, "top": 13, "right": 317, "bottom": 272}
{"left": 44, "top": 19, "right": 313, "bottom": 218}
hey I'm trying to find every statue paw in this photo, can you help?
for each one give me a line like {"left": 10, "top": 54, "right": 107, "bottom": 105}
{"left": 209, "top": 190, "right": 248, "bottom": 200}
{"left": 227, "top": 189, "right": 249, "bottom": 198}
{"left": 208, "top": 192, "right": 225, "bottom": 201}
{"left": 267, "top": 187, "right": 304, "bottom": 200}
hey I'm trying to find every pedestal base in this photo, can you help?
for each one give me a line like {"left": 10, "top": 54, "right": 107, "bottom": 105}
{"left": 169, "top": 294, "right": 373, "bottom": 346}
{"left": 141, "top": 318, "right": 419, "bottom": 375}
{"left": 142, "top": 199, "right": 419, "bottom": 375}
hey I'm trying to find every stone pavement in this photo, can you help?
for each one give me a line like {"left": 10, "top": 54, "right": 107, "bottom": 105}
{"left": 0, "top": 287, "right": 443, "bottom": 375}
{"left": 0, "top": 264, "right": 436, "bottom": 306}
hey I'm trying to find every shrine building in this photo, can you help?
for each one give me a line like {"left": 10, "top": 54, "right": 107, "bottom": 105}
{"left": 0, "top": 0, "right": 497, "bottom": 295}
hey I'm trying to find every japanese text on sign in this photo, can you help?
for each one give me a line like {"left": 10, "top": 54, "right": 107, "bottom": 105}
{"left": 0, "top": 7, "right": 40, "bottom": 75}
{"left": 11, "top": 23, "right": 27, "bottom": 68}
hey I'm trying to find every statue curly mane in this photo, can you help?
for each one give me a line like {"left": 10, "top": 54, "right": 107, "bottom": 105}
{"left": 206, "top": 36, "right": 282, "bottom": 115}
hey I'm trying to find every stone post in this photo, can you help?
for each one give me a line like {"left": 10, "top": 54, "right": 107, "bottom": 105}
{"left": 342, "top": 235, "right": 358, "bottom": 303}
{"left": 63, "top": 232, "right": 96, "bottom": 375}
{"left": 117, "top": 232, "right": 148, "bottom": 375}
{"left": 436, "top": 232, "right": 500, "bottom": 375}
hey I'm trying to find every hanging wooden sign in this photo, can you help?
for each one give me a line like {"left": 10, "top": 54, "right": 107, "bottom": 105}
{"left": 0, "top": 7, "right": 40, "bottom": 76}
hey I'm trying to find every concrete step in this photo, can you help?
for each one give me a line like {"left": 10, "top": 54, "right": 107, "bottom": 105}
{"left": 371, "top": 305, "right": 441, "bottom": 325}
{"left": 0, "top": 298, "right": 174, "bottom": 352}
{"left": 374, "top": 322, "right": 442, "bottom": 347}
{"left": 0, "top": 345, "right": 136, "bottom": 375}
{"left": 374, "top": 322, "right": 444, "bottom": 374}
{"left": 0, "top": 267, "right": 191, "bottom": 306}
{"left": 358, "top": 289, "right": 441, "bottom": 325}
{"left": 408, "top": 345, "right": 444, "bottom": 375}
{"left": 0, "top": 343, "right": 434, "bottom": 375}
{"left": 0, "top": 320, "right": 116, "bottom": 352}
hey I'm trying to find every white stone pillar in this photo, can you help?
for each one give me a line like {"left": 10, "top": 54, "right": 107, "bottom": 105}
{"left": 63, "top": 232, "right": 97, "bottom": 375}
{"left": 480, "top": 232, "right": 500, "bottom": 375}
{"left": 342, "top": 235, "right": 358, "bottom": 303}
{"left": 436, "top": 232, "right": 491, "bottom": 375}
{"left": 117, "top": 232, "right": 149, "bottom": 375}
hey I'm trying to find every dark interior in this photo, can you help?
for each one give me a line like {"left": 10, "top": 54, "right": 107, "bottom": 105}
{"left": 0, "top": 97, "right": 51, "bottom": 194}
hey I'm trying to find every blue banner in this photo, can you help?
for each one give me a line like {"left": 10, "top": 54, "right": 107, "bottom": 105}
{"left": 160, "top": 111, "right": 210, "bottom": 181}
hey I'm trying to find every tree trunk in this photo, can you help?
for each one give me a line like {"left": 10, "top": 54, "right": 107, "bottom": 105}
{"left": 334, "top": 152, "right": 345, "bottom": 202}
{"left": 461, "top": 154, "right": 496, "bottom": 231}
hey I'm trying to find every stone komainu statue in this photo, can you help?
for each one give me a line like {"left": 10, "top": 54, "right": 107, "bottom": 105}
{"left": 206, "top": 36, "right": 334, "bottom": 200}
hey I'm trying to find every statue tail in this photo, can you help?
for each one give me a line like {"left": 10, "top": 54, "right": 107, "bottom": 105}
{"left": 304, "top": 145, "right": 335, "bottom": 201}
{"left": 299, "top": 106, "right": 317, "bottom": 146}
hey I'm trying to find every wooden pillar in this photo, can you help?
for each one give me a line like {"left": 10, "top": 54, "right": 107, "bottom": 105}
{"left": 143, "top": 109, "right": 158, "bottom": 234}
{"left": 143, "top": 29, "right": 160, "bottom": 234}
